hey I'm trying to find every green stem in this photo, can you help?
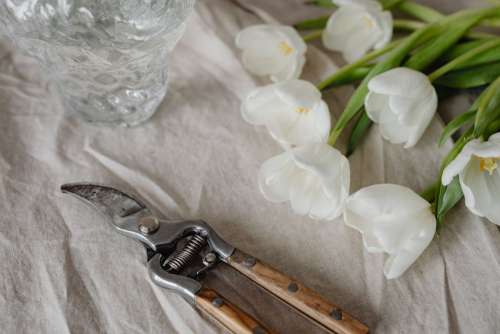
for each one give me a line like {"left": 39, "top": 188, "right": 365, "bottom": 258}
{"left": 428, "top": 38, "right": 500, "bottom": 82}
{"left": 421, "top": 181, "right": 439, "bottom": 203}
{"left": 397, "top": 1, "right": 444, "bottom": 22}
{"left": 302, "top": 29, "right": 323, "bottom": 42}
{"left": 294, "top": 15, "right": 329, "bottom": 30}
{"left": 399, "top": 0, "right": 500, "bottom": 29}
{"left": 317, "top": 39, "right": 400, "bottom": 91}
{"left": 473, "top": 75, "right": 500, "bottom": 136}
{"left": 393, "top": 19, "right": 426, "bottom": 31}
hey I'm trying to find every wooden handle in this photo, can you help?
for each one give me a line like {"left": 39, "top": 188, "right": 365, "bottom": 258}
{"left": 195, "top": 288, "right": 274, "bottom": 334}
{"left": 226, "top": 250, "right": 368, "bottom": 334}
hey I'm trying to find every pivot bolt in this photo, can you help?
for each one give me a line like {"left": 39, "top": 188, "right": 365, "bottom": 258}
{"left": 138, "top": 217, "right": 160, "bottom": 235}
{"left": 203, "top": 252, "right": 218, "bottom": 266}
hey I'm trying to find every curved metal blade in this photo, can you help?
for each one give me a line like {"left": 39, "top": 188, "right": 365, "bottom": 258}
{"left": 61, "top": 183, "right": 151, "bottom": 228}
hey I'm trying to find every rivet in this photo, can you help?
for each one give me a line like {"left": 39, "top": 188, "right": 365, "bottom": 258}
{"left": 212, "top": 297, "right": 224, "bottom": 308}
{"left": 243, "top": 256, "right": 256, "bottom": 268}
{"left": 203, "top": 252, "right": 217, "bottom": 266}
{"left": 138, "top": 217, "right": 159, "bottom": 235}
{"left": 252, "top": 326, "right": 267, "bottom": 334}
{"left": 287, "top": 282, "right": 299, "bottom": 293}
{"left": 330, "top": 307, "right": 342, "bottom": 320}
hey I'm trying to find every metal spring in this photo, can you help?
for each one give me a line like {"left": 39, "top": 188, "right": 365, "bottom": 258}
{"left": 164, "top": 234, "right": 207, "bottom": 273}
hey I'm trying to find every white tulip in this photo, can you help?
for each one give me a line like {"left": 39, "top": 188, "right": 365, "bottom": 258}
{"left": 364, "top": 67, "right": 438, "bottom": 148}
{"left": 442, "top": 133, "right": 500, "bottom": 225}
{"left": 344, "top": 184, "right": 436, "bottom": 279}
{"left": 241, "top": 79, "right": 331, "bottom": 146}
{"left": 322, "top": 0, "right": 392, "bottom": 63}
{"left": 236, "top": 24, "right": 307, "bottom": 82}
{"left": 259, "top": 143, "right": 350, "bottom": 220}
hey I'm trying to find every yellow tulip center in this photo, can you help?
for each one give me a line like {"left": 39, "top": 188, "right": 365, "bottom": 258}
{"left": 279, "top": 41, "right": 294, "bottom": 56}
{"left": 479, "top": 157, "right": 499, "bottom": 175}
{"left": 295, "top": 107, "right": 310, "bottom": 114}
{"left": 362, "top": 15, "right": 375, "bottom": 28}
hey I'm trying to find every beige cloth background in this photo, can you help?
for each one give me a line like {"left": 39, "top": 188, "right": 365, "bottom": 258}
{"left": 1, "top": 0, "right": 499, "bottom": 333}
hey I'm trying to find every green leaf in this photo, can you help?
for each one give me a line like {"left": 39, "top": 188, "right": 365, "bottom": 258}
{"left": 441, "top": 39, "right": 489, "bottom": 62}
{"left": 428, "top": 38, "right": 500, "bottom": 81}
{"left": 440, "top": 38, "right": 500, "bottom": 70}
{"left": 434, "top": 62, "right": 500, "bottom": 88}
{"left": 421, "top": 181, "right": 439, "bottom": 203}
{"left": 438, "top": 110, "right": 476, "bottom": 146}
{"left": 405, "top": 15, "right": 482, "bottom": 71}
{"left": 347, "top": 112, "right": 372, "bottom": 156}
{"left": 294, "top": 15, "right": 329, "bottom": 30}
{"left": 454, "top": 44, "right": 500, "bottom": 70}
{"left": 434, "top": 130, "right": 472, "bottom": 226}
{"left": 436, "top": 176, "right": 464, "bottom": 226}
{"left": 473, "top": 76, "right": 500, "bottom": 137}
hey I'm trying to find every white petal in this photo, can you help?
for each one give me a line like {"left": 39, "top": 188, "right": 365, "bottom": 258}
{"left": 442, "top": 139, "right": 483, "bottom": 185}
{"left": 322, "top": 7, "right": 381, "bottom": 62}
{"left": 344, "top": 184, "right": 430, "bottom": 224}
{"left": 373, "top": 11, "right": 393, "bottom": 49}
{"left": 276, "top": 25, "right": 307, "bottom": 55}
{"left": 488, "top": 132, "right": 500, "bottom": 144}
{"left": 236, "top": 25, "right": 300, "bottom": 78}
{"left": 274, "top": 80, "right": 321, "bottom": 110}
{"left": 309, "top": 183, "right": 340, "bottom": 220}
{"left": 322, "top": 7, "right": 363, "bottom": 51}
{"left": 383, "top": 208, "right": 436, "bottom": 279}
{"left": 344, "top": 203, "right": 385, "bottom": 252}
{"left": 270, "top": 55, "right": 305, "bottom": 82}
{"left": 271, "top": 100, "right": 330, "bottom": 145}
{"left": 404, "top": 87, "right": 437, "bottom": 148}
{"left": 483, "top": 171, "right": 500, "bottom": 225}
{"left": 388, "top": 95, "right": 417, "bottom": 123}
{"left": 461, "top": 159, "right": 500, "bottom": 225}
{"left": 291, "top": 144, "right": 350, "bottom": 198}
{"left": 264, "top": 81, "right": 330, "bottom": 146}
{"left": 241, "top": 80, "right": 330, "bottom": 146}
{"left": 241, "top": 84, "right": 282, "bottom": 125}
{"left": 368, "top": 68, "right": 432, "bottom": 98}
{"left": 365, "top": 92, "right": 397, "bottom": 124}
{"left": 342, "top": 25, "right": 381, "bottom": 63}
{"left": 291, "top": 143, "right": 350, "bottom": 220}
{"left": 465, "top": 138, "right": 500, "bottom": 158}
{"left": 344, "top": 184, "right": 436, "bottom": 279}
{"left": 366, "top": 68, "right": 437, "bottom": 148}
{"left": 240, "top": 51, "right": 285, "bottom": 76}
{"left": 378, "top": 119, "right": 410, "bottom": 144}
{"left": 258, "top": 152, "right": 295, "bottom": 202}
{"left": 323, "top": 2, "right": 392, "bottom": 62}
{"left": 289, "top": 171, "right": 316, "bottom": 216}
{"left": 258, "top": 144, "right": 350, "bottom": 220}
{"left": 236, "top": 25, "right": 276, "bottom": 50}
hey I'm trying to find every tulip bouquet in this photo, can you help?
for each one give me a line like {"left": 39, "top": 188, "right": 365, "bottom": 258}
{"left": 235, "top": 0, "right": 500, "bottom": 279}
